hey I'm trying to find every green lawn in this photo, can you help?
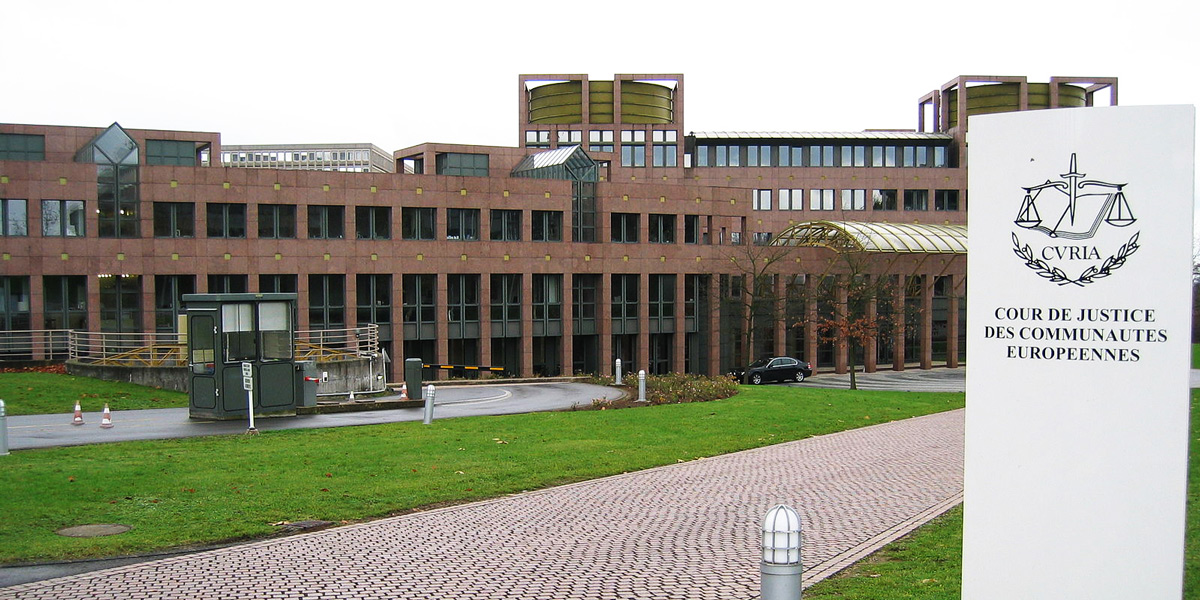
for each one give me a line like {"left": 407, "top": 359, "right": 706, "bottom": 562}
{"left": 0, "top": 373, "right": 187, "bottom": 416}
{"left": 0, "top": 382, "right": 963, "bottom": 564}
{"left": 805, "top": 388, "right": 1200, "bottom": 598}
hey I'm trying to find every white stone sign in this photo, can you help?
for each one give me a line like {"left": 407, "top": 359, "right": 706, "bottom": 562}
{"left": 964, "top": 105, "right": 1195, "bottom": 599}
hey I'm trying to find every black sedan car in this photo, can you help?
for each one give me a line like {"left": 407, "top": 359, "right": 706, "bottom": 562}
{"left": 730, "top": 356, "right": 813, "bottom": 384}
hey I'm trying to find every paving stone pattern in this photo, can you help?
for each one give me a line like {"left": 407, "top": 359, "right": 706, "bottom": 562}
{"left": 2, "top": 410, "right": 964, "bottom": 600}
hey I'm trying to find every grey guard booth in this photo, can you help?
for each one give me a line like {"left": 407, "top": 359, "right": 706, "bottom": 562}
{"left": 184, "top": 293, "right": 301, "bottom": 420}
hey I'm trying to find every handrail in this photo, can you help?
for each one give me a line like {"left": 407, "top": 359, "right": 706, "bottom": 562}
{"left": 0, "top": 325, "right": 379, "bottom": 366}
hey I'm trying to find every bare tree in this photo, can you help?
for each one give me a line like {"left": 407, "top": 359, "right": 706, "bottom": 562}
{"left": 720, "top": 239, "right": 799, "bottom": 379}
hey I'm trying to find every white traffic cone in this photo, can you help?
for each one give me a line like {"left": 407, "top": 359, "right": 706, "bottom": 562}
{"left": 71, "top": 401, "right": 85, "bottom": 426}
{"left": 99, "top": 403, "right": 114, "bottom": 429}
{"left": 399, "top": 383, "right": 408, "bottom": 400}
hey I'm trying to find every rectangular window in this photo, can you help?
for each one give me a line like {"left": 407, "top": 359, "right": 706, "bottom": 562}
{"left": 43, "top": 275, "right": 87, "bottom": 330}
{"left": 695, "top": 145, "right": 710, "bottom": 167}
{"left": 206, "top": 203, "right": 246, "bottom": 238}
{"left": 259, "top": 274, "right": 298, "bottom": 294}
{"left": 402, "top": 274, "right": 436, "bottom": 336}
{"left": 841, "top": 189, "right": 867, "bottom": 211}
{"left": 153, "top": 202, "right": 194, "bottom": 237}
{"left": 98, "top": 274, "right": 141, "bottom": 333}
{"left": 648, "top": 214, "right": 675, "bottom": 244}
{"left": 684, "top": 214, "right": 700, "bottom": 244}
{"left": 490, "top": 273, "right": 522, "bottom": 326}
{"left": 307, "top": 205, "right": 344, "bottom": 239}
{"left": 620, "top": 131, "right": 646, "bottom": 167}
{"left": 526, "top": 131, "right": 551, "bottom": 149}
{"left": 207, "top": 274, "right": 247, "bottom": 294}
{"left": 0, "top": 199, "right": 27, "bottom": 236}
{"left": 904, "top": 189, "right": 929, "bottom": 211}
{"left": 779, "top": 189, "right": 804, "bottom": 211}
{"left": 902, "top": 146, "right": 916, "bottom": 167}
{"left": 611, "top": 212, "right": 639, "bottom": 243}
{"left": 934, "top": 146, "right": 947, "bottom": 168}
{"left": 533, "top": 210, "right": 562, "bottom": 242}
{"left": 572, "top": 274, "right": 599, "bottom": 329}
{"left": 716, "top": 146, "right": 728, "bottom": 167}
{"left": 588, "top": 130, "right": 614, "bottom": 153}
{"left": 727, "top": 145, "right": 741, "bottom": 167}
{"left": 572, "top": 181, "right": 597, "bottom": 243}
{"left": 154, "top": 275, "right": 195, "bottom": 333}
{"left": 753, "top": 189, "right": 772, "bottom": 211}
{"left": 935, "top": 189, "right": 960, "bottom": 211}
{"left": 916, "top": 146, "right": 929, "bottom": 167}
{"left": 355, "top": 206, "right": 391, "bottom": 240}
{"left": 872, "top": 189, "right": 898, "bottom": 210}
{"left": 871, "top": 146, "right": 885, "bottom": 167}
{"left": 40, "top": 200, "right": 84, "bottom": 237}
{"left": 885, "top": 146, "right": 897, "bottom": 167}
{"left": 532, "top": 274, "right": 563, "bottom": 323}
{"left": 435, "top": 152, "right": 489, "bottom": 176}
{"left": 308, "top": 274, "right": 346, "bottom": 329}
{"left": 401, "top": 207, "right": 436, "bottom": 241}
{"left": 651, "top": 130, "right": 678, "bottom": 167}
{"left": 853, "top": 146, "right": 866, "bottom": 167}
{"left": 97, "top": 165, "right": 139, "bottom": 238}
{"left": 753, "top": 232, "right": 772, "bottom": 245}
{"left": 145, "top": 140, "right": 197, "bottom": 166}
{"left": 490, "top": 209, "right": 521, "bottom": 241}
{"left": 446, "top": 208, "right": 480, "bottom": 241}
{"left": 258, "top": 204, "right": 296, "bottom": 239}
{"left": 0, "top": 133, "right": 45, "bottom": 161}
{"left": 557, "top": 130, "right": 582, "bottom": 146}
{"left": 0, "top": 276, "right": 31, "bottom": 333}
{"left": 358, "top": 273, "right": 392, "bottom": 330}
{"left": 447, "top": 274, "right": 480, "bottom": 327}
{"left": 611, "top": 274, "right": 639, "bottom": 322}
{"left": 809, "top": 189, "right": 835, "bottom": 211}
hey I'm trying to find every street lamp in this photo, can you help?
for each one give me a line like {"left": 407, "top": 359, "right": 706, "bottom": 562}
{"left": 761, "top": 504, "right": 803, "bottom": 599}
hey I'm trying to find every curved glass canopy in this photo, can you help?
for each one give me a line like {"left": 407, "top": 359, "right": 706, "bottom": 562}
{"left": 772, "top": 221, "right": 967, "bottom": 254}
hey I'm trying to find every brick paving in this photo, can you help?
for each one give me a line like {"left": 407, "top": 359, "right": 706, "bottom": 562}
{"left": 1, "top": 410, "right": 964, "bottom": 600}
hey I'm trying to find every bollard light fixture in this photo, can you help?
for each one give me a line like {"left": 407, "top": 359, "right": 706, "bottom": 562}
{"left": 760, "top": 504, "right": 803, "bottom": 600}
{"left": 762, "top": 504, "right": 802, "bottom": 564}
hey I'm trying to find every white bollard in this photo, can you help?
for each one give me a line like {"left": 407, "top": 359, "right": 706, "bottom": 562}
{"left": 0, "top": 399, "right": 8, "bottom": 456}
{"left": 637, "top": 369, "right": 647, "bottom": 402}
{"left": 761, "top": 504, "right": 803, "bottom": 599}
{"left": 423, "top": 384, "right": 436, "bottom": 425}
{"left": 615, "top": 358, "right": 623, "bottom": 386}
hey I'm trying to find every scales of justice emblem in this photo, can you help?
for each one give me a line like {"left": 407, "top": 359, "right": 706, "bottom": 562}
{"left": 1011, "top": 153, "right": 1139, "bottom": 286}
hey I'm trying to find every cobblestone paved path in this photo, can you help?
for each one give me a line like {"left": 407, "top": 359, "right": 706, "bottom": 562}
{"left": 1, "top": 410, "right": 964, "bottom": 600}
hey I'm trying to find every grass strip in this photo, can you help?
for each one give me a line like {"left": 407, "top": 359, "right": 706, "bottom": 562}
{"left": 805, "top": 388, "right": 1200, "bottom": 598}
{"left": 0, "top": 373, "right": 187, "bottom": 416}
{"left": 0, "top": 384, "right": 962, "bottom": 564}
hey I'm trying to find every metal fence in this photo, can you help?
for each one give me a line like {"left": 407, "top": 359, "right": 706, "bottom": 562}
{"left": 0, "top": 325, "right": 379, "bottom": 367}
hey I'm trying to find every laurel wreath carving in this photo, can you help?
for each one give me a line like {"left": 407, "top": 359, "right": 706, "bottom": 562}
{"left": 1011, "top": 232, "right": 1140, "bottom": 287}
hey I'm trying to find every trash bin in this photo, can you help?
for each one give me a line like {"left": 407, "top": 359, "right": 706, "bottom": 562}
{"left": 297, "top": 360, "right": 320, "bottom": 408}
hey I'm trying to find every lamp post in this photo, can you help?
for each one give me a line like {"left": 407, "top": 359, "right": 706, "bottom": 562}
{"left": 761, "top": 504, "right": 803, "bottom": 599}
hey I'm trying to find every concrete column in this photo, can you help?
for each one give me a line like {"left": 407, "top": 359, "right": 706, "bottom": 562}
{"left": 673, "top": 273, "right": 686, "bottom": 374}
{"left": 835, "top": 276, "right": 849, "bottom": 374}
{"left": 599, "top": 274, "right": 613, "bottom": 376}
{"left": 707, "top": 273, "right": 721, "bottom": 376}
{"left": 921, "top": 274, "right": 933, "bottom": 370}
{"left": 774, "top": 275, "right": 787, "bottom": 359}
{"left": 521, "top": 273, "right": 534, "bottom": 377}
{"left": 562, "top": 273, "right": 574, "bottom": 375}
{"left": 864, "top": 277, "right": 878, "bottom": 373}
{"left": 479, "top": 274, "right": 493, "bottom": 370}
{"left": 434, "top": 274, "right": 449, "bottom": 380}
{"left": 805, "top": 276, "right": 819, "bottom": 372}
{"left": 893, "top": 277, "right": 906, "bottom": 371}
{"left": 946, "top": 275, "right": 960, "bottom": 368}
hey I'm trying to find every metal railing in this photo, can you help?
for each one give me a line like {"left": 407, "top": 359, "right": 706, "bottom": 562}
{"left": 0, "top": 325, "right": 379, "bottom": 367}
{"left": 0, "top": 329, "right": 73, "bottom": 361}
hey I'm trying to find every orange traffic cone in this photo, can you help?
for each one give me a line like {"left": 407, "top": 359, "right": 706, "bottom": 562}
{"left": 99, "top": 403, "right": 114, "bottom": 429}
{"left": 399, "top": 383, "right": 408, "bottom": 400}
{"left": 71, "top": 401, "right": 84, "bottom": 426}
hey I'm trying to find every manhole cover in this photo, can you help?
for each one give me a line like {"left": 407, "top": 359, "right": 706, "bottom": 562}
{"left": 56, "top": 524, "right": 132, "bottom": 538}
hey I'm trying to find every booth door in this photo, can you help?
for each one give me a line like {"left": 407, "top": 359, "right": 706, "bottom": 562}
{"left": 188, "top": 313, "right": 218, "bottom": 410}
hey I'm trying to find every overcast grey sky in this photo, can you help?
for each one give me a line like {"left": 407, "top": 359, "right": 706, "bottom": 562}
{"left": 3, "top": 0, "right": 1194, "bottom": 149}
{"left": 3, "top": 0, "right": 1195, "bottom": 227}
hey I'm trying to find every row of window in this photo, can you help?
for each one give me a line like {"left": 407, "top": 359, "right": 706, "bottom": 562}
{"left": 0, "top": 134, "right": 202, "bottom": 166}
{"left": 0, "top": 199, "right": 725, "bottom": 243}
{"left": 693, "top": 143, "right": 952, "bottom": 169}
{"left": 221, "top": 150, "right": 374, "bottom": 164}
{"left": 751, "top": 189, "right": 961, "bottom": 212}
{"left": 525, "top": 130, "right": 679, "bottom": 168}
{"left": 0, "top": 273, "right": 695, "bottom": 334}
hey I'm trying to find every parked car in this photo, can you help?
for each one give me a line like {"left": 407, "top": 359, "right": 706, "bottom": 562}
{"left": 729, "top": 356, "right": 813, "bottom": 384}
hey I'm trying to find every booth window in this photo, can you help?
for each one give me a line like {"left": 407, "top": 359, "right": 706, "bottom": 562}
{"left": 222, "top": 303, "right": 257, "bottom": 362}
{"left": 259, "top": 301, "right": 292, "bottom": 360}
